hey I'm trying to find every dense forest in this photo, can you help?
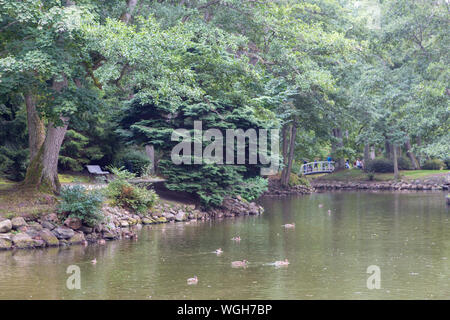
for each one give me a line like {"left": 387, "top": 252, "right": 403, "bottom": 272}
{"left": 1, "top": 0, "right": 448, "bottom": 207}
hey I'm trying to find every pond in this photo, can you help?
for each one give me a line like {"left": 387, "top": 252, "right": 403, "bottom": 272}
{"left": 0, "top": 191, "right": 449, "bottom": 299}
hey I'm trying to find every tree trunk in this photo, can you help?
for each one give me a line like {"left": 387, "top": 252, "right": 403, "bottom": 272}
{"left": 405, "top": 138, "right": 420, "bottom": 170}
{"left": 415, "top": 136, "right": 422, "bottom": 165}
{"left": 24, "top": 118, "right": 69, "bottom": 192}
{"left": 281, "top": 120, "right": 297, "bottom": 187}
{"left": 23, "top": 76, "right": 69, "bottom": 193}
{"left": 120, "top": 0, "right": 138, "bottom": 24}
{"left": 393, "top": 144, "right": 399, "bottom": 180}
{"left": 384, "top": 139, "right": 391, "bottom": 159}
{"left": 331, "top": 128, "right": 345, "bottom": 169}
{"left": 145, "top": 144, "right": 155, "bottom": 174}
{"left": 363, "top": 144, "right": 370, "bottom": 165}
{"left": 24, "top": 92, "right": 46, "bottom": 162}
{"left": 280, "top": 123, "right": 290, "bottom": 182}
{"left": 370, "top": 146, "right": 376, "bottom": 160}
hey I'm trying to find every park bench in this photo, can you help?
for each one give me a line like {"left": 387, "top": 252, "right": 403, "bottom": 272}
{"left": 86, "top": 165, "right": 110, "bottom": 182}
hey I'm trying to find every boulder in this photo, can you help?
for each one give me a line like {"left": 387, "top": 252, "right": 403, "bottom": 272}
{"left": 142, "top": 217, "right": 154, "bottom": 225}
{"left": 32, "top": 239, "right": 46, "bottom": 248}
{"left": 175, "top": 211, "right": 187, "bottom": 222}
{"left": 42, "top": 213, "right": 58, "bottom": 223}
{"left": 69, "top": 232, "right": 86, "bottom": 245}
{"left": 103, "top": 230, "right": 120, "bottom": 240}
{"left": 12, "top": 233, "right": 34, "bottom": 249}
{"left": 11, "top": 217, "right": 27, "bottom": 229}
{"left": 41, "top": 221, "right": 56, "bottom": 230}
{"left": 0, "top": 219, "right": 12, "bottom": 233}
{"left": 163, "top": 213, "right": 175, "bottom": 221}
{"left": 52, "top": 226, "right": 75, "bottom": 239}
{"left": 39, "top": 229, "right": 59, "bottom": 246}
{"left": 120, "top": 220, "right": 129, "bottom": 227}
{"left": 64, "top": 217, "right": 82, "bottom": 230}
{"left": 25, "top": 224, "right": 43, "bottom": 238}
{"left": 80, "top": 226, "right": 93, "bottom": 234}
{"left": 0, "top": 234, "right": 12, "bottom": 250}
{"left": 156, "top": 217, "right": 167, "bottom": 223}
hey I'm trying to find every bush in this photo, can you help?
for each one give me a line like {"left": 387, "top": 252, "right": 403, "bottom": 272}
{"left": 114, "top": 150, "right": 150, "bottom": 176}
{"left": 422, "top": 159, "right": 444, "bottom": 170}
{"left": 0, "top": 145, "right": 28, "bottom": 181}
{"left": 106, "top": 167, "right": 158, "bottom": 213}
{"left": 397, "top": 157, "right": 412, "bottom": 170}
{"left": 444, "top": 158, "right": 450, "bottom": 170}
{"left": 58, "top": 185, "right": 104, "bottom": 227}
{"left": 234, "top": 177, "right": 268, "bottom": 202}
{"left": 365, "top": 158, "right": 394, "bottom": 173}
{"left": 289, "top": 173, "right": 311, "bottom": 187}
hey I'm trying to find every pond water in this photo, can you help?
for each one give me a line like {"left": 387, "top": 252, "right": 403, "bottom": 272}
{"left": 0, "top": 191, "right": 449, "bottom": 299}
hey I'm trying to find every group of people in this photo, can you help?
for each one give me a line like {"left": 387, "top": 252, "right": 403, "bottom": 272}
{"left": 345, "top": 158, "right": 364, "bottom": 169}
{"left": 301, "top": 157, "right": 364, "bottom": 173}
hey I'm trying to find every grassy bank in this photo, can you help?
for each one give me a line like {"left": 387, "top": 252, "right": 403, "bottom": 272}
{"left": 312, "top": 169, "right": 449, "bottom": 182}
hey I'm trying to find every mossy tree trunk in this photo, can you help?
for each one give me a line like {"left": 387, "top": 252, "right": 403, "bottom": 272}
{"left": 24, "top": 93, "right": 46, "bottom": 162}
{"left": 23, "top": 76, "right": 69, "bottom": 193}
{"left": 23, "top": 118, "right": 69, "bottom": 193}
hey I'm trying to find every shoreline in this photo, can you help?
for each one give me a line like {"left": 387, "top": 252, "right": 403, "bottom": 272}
{"left": 0, "top": 197, "right": 264, "bottom": 251}
{"left": 311, "top": 179, "right": 449, "bottom": 191}
{"left": 1, "top": 178, "right": 448, "bottom": 252}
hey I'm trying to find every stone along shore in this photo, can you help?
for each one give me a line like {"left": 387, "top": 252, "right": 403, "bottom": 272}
{"left": 312, "top": 179, "right": 449, "bottom": 191}
{"left": 0, "top": 197, "right": 263, "bottom": 251}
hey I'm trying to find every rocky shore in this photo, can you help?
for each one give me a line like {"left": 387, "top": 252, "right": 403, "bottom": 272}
{"left": 312, "top": 179, "right": 449, "bottom": 191}
{"left": 0, "top": 197, "right": 263, "bottom": 251}
{"left": 263, "top": 179, "right": 315, "bottom": 196}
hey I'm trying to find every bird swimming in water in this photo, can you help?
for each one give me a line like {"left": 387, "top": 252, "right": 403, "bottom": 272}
{"left": 274, "top": 259, "right": 290, "bottom": 267}
{"left": 318, "top": 204, "right": 323, "bottom": 208}
{"left": 187, "top": 276, "right": 198, "bottom": 285}
{"left": 231, "top": 260, "right": 248, "bottom": 268}
{"left": 215, "top": 248, "right": 223, "bottom": 255}
{"left": 282, "top": 223, "right": 295, "bottom": 229}
{"left": 91, "top": 258, "right": 97, "bottom": 265}
{"left": 231, "top": 236, "right": 241, "bottom": 242}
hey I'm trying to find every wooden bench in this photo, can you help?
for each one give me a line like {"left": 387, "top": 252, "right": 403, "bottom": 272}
{"left": 86, "top": 165, "right": 110, "bottom": 182}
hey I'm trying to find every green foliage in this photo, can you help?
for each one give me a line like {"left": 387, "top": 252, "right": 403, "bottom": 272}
{"left": 365, "top": 158, "right": 394, "bottom": 173}
{"left": 113, "top": 149, "right": 150, "bottom": 176}
{"left": 0, "top": 95, "right": 28, "bottom": 181}
{"left": 57, "top": 185, "right": 104, "bottom": 227}
{"left": 397, "top": 157, "right": 412, "bottom": 170}
{"left": 421, "top": 159, "right": 444, "bottom": 170}
{"left": 288, "top": 173, "right": 311, "bottom": 188}
{"left": 106, "top": 167, "right": 158, "bottom": 214}
{"left": 234, "top": 177, "right": 268, "bottom": 202}
{"left": 444, "top": 158, "right": 450, "bottom": 170}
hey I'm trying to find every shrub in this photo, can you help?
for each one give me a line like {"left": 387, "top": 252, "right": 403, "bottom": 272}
{"left": 397, "top": 157, "right": 412, "bottom": 170}
{"left": 444, "top": 158, "right": 450, "bottom": 170}
{"left": 366, "top": 171, "right": 375, "bottom": 181}
{"left": 365, "top": 158, "right": 394, "bottom": 173}
{"left": 289, "top": 173, "right": 311, "bottom": 187}
{"left": 106, "top": 167, "right": 158, "bottom": 213}
{"left": 58, "top": 185, "right": 104, "bottom": 227}
{"left": 422, "top": 159, "right": 444, "bottom": 170}
{"left": 114, "top": 150, "right": 150, "bottom": 176}
{"left": 234, "top": 177, "right": 268, "bottom": 201}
